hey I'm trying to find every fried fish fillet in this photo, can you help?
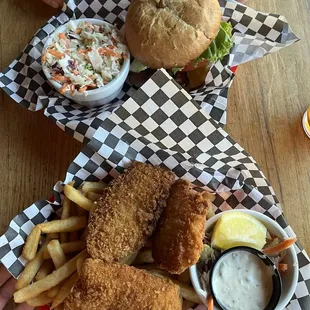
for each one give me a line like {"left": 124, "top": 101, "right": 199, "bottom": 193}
{"left": 86, "top": 161, "right": 175, "bottom": 262}
{"left": 64, "top": 259, "right": 182, "bottom": 310}
{"left": 152, "top": 180, "right": 210, "bottom": 274}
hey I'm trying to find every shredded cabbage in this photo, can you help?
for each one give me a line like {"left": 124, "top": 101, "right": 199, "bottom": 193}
{"left": 43, "top": 21, "right": 128, "bottom": 93}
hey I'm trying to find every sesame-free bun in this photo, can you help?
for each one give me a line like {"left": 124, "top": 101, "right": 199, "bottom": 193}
{"left": 125, "top": 0, "right": 222, "bottom": 69}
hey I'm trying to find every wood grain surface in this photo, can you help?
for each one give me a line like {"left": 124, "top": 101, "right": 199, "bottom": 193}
{"left": 0, "top": 0, "right": 309, "bottom": 308}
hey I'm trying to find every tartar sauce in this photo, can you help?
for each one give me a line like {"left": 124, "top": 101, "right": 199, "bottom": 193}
{"left": 212, "top": 251, "right": 273, "bottom": 310}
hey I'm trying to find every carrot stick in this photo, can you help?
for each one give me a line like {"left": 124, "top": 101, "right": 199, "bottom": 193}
{"left": 98, "top": 48, "right": 121, "bottom": 58}
{"left": 47, "top": 49, "right": 64, "bottom": 59}
{"left": 58, "top": 33, "right": 67, "bottom": 40}
{"left": 59, "top": 83, "right": 69, "bottom": 94}
{"left": 207, "top": 295, "right": 213, "bottom": 310}
{"left": 76, "top": 28, "right": 82, "bottom": 34}
{"left": 51, "top": 75, "right": 71, "bottom": 83}
{"left": 78, "top": 49, "right": 89, "bottom": 54}
{"left": 79, "top": 86, "right": 88, "bottom": 93}
{"left": 41, "top": 52, "right": 47, "bottom": 63}
{"left": 70, "top": 84, "right": 75, "bottom": 94}
{"left": 278, "top": 263, "right": 288, "bottom": 272}
{"left": 263, "top": 238, "right": 297, "bottom": 255}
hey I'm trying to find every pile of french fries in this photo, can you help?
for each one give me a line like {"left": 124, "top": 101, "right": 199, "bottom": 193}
{"left": 13, "top": 180, "right": 200, "bottom": 310}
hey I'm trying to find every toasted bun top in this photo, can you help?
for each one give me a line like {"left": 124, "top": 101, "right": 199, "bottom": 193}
{"left": 125, "top": 0, "right": 222, "bottom": 69}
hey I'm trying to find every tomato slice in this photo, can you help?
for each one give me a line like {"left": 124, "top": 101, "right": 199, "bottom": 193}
{"left": 38, "top": 306, "right": 50, "bottom": 310}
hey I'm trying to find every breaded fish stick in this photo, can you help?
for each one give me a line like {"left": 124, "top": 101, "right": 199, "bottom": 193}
{"left": 64, "top": 259, "right": 182, "bottom": 310}
{"left": 86, "top": 162, "right": 175, "bottom": 262}
{"left": 153, "top": 180, "right": 210, "bottom": 274}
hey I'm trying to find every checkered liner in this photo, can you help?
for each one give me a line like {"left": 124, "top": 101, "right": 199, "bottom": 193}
{"left": 0, "top": 0, "right": 298, "bottom": 143}
{"left": 1, "top": 69, "right": 309, "bottom": 309}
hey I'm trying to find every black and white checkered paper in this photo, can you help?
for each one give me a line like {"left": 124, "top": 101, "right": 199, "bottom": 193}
{"left": 0, "top": 69, "right": 309, "bottom": 309}
{"left": 0, "top": 0, "right": 298, "bottom": 143}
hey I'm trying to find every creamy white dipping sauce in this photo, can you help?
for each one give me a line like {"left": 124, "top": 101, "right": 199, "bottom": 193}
{"left": 212, "top": 251, "right": 273, "bottom": 310}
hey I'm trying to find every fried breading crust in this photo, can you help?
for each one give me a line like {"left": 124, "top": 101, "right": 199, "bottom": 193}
{"left": 64, "top": 259, "right": 182, "bottom": 310}
{"left": 152, "top": 180, "right": 210, "bottom": 274}
{"left": 86, "top": 162, "right": 175, "bottom": 262}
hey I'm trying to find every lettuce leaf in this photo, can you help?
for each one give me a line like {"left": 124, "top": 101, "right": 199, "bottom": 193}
{"left": 130, "top": 59, "right": 148, "bottom": 73}
{"left": 194, "top": 21, "right": 233, "bottom": 65}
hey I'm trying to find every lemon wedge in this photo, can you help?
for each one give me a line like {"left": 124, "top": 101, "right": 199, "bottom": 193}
{"left": 211, "top": 212, "right": 267, "bottom": 250}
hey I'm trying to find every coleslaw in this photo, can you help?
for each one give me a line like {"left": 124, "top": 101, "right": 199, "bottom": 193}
{"left": 42, "top": 21, "right": 128, "bottom": 94}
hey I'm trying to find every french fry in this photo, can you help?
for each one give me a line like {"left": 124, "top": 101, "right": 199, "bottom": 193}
{"left": 81, "top": 181, "right": 107, "bottom": 194}
{"left": 69, "top": 206, "right": 79, "bottom": 242}
{"left": 202, "top": 191, "right": 216, "bottom": 202}
{"left": 51, "top": 272, "right": 79, "bottom": 309}
{"left": 178, "top": 269, "right": 191, "bottom": 285}
{"left": 14, "top": 250, "right": 88, "bottom": 303}
{"left": 26, "top": 292, "right": 54, "bottom": 307}
{"left": 133, "top": 249, "right": 154, "bottom": 265}
{"left": 16, "top": 237, "right": 51, "bottom": 290}
{"left": 39, "top": 216, "right": 87, "bottom": 233}
{"left": 60, "top": 196, "right": 72, "bottom": 243}
{"left": 85, "top": 191, "right": 102, "bottom": 202}
{"left": 47, "top": 239, "right": 68, "bottom": 298}
{"left": 47, "top": 240, "right": 67, "bottom": 269}
{"left": 22, "top": 226, "right": 41, "bottom": 261}
{"left": 76, "top": 256, "right": 87, "bottom": 276}
{"left": 43, "top": 241, "right": 86, "bottom": 259}
{"left": 48, "top": 285, "right": 61, "bottom": 298}
{"left": 49, "top": 233, "right": 60, "bottom": 239}
{"left": 61, "top": 197, "right": 72, "bottom": 219}
{"left": 35, "top": 260, "right": 54, "bottom": 281}
{"left": 64, "top": 184, "right": 95, "bottom": 211}
{"left": 56, "top": 207, "right": 63, "bottom": 218}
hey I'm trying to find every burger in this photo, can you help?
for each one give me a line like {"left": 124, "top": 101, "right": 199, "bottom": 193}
{"left": 125, "top": 0, "right": 233, "bottom": 91}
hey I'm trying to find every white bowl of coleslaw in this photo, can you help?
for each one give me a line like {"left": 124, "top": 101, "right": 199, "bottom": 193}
{"left": 42, "top": 18, "right": 130, "bottom": 108}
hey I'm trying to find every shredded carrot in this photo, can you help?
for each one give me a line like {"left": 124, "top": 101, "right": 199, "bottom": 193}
{"left": 41, "top": 52, "right": 47, "bottom": 62}
{"left": 50, "top": 75, "right": 71, "bottom": 83}
{"left": 76, "top": 28, "right": 82, "bottom": 34}
{"left": 73, "top": 69, "right": 79, "bottom": 76}
{"left": 263, "top": 238, "right": 297, "bottom": 255}
{"left": 59, "top": 83, "right": 69, "bottom": 94}
{"left": 47, "top": 49, "right": 64, "bottom": 59}
{"left": 207, "top": 295, "right": 213, "bottom": 310}
{"left": 70, "top": 84, "right": 75, "bottom": 94}
{"left": 98, "top": 48, "right": 121, "bottom": 58}
{"left": 78, "top": 49, "right": 89, "bottom": 54}
{"left": 79, "top": 86, "right": 88, "bottom": 92}
{"left": 58, "top": 33, "right": 67, "bottom": 40}
{"left": 108, "top": 45, "right": 115, "bottom": 49}
{"left": 278, "top": 263, "right": 288, "bottom": 272}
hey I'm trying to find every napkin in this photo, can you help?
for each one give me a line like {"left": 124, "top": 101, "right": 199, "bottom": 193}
{"left": 0, "top": 0, "right": 298, "bottom": 143}
{"left": 0, "top": 69, "right": 309, "bottom": 310}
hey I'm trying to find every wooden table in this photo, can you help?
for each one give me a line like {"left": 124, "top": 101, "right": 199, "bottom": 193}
{"left": 0, "top": 0, "right": 309, "bottom": 306}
